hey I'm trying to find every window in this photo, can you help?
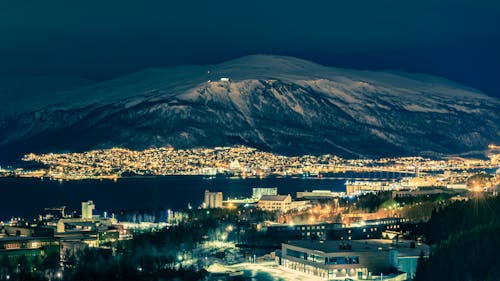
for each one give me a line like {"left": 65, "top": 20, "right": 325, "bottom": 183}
{"left": 348, "top": 256, "right": 359, "bottom": 264}
{"left": 287, "top": 249, "right": 307, "bottom": 260}
{"left": 326, "top": 257, "right": 341, "bottom": 264}
{"left": 307, "top": 253, "right": 325, "bottom": 264}
{"left": 325, "top": 256, "right": 359, "bottom": 265}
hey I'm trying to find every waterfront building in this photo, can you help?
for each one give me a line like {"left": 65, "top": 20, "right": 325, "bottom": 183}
{"left": 400, "top": 177, "right": 439, "bottom": 188}
{"left": 43, "top": 206, "right": 66, "bottom": 220}
{"left": 222, "top": 198, "right": 258, "bottom": 208}
{"left": 296, "top": 190, "right": 344, "bottom": 200}
{"left": 200, "top": 167, "right": 217, "bottom": 176}
{"left": 81, "top": 200, "right": 95, "bottom": 220}
{"left": 257, "top": 194, "right": 292, "bottom": 212}
{"left": 204, "top": 190, "right": 223, "bottom": 208}
{"left": 252, "top": 187, "right": 278, "bottom": 199}
{"left": 345, "top": 181, "right": 392, "bottom": 195}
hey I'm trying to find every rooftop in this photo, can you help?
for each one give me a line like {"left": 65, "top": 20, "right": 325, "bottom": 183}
{"left": 285, "top": 239, "right": 429, "bottom": 257}
{"left": 259, "top": 195, "right": 290, "bottom": 201}
{"left": 0, "top": 236, "right": 55, "bottom": 242}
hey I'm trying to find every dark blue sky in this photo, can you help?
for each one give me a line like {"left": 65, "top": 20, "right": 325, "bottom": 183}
{"left": 1, "top": 0, "right": 499, "bottom": 97}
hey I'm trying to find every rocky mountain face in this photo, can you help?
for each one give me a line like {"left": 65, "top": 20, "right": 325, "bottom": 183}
{"left": 0, "top": 55, "right": 498, "bottom": 161}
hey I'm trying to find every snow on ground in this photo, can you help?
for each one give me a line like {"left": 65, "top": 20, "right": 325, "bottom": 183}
{"left": 402, "top": 104, "right": 450, "bottom": 113}
{"left": 2, "top": 54, "right": 495, "bottom": 117}
{"left": 227, "top": 262, "right": 322, "bottom": 281}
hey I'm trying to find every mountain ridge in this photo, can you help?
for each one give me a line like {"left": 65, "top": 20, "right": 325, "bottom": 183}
{"left": 0, "top": 55, "right": 498, "bottom": 162}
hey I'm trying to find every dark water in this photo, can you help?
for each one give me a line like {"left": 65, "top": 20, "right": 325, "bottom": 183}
{"left": 0, "top": 176, "right": 352, "bottom": 220}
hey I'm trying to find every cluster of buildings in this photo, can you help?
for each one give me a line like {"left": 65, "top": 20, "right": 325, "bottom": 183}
{"left": 1, "top": 180, "right": 456, "bottom": 281}
{"left": 21, "top": 146, "right": 341, "bottom": 180}
{"left": 0, "top": 201, "right": 128, "bottom": 263}
{"left": 345, "top": 168, "right": 500, "bottom": 197}
{"left": 200, "top": 185, "right": 435, "bottom": 280}
{"left": 4, "top": 145, "right": 497, "bottom": 280}
{"left": 203, "top": 187, "right": 311, "bottom": 212}
{"left": 17, "top": 145, "right": 497, "bottom": 180}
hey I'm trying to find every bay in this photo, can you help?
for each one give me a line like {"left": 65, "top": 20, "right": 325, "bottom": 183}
{"left": 0, "top": 176, "right": 352, "bottom": 220}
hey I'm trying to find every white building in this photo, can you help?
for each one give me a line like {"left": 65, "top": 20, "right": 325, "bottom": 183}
{"left": 279, "top": 239, "right": 428, "bottom": 280}
{"left": 81, "top": 200, "right": 95, "bottom": 220}
{"left": 296, "top": 190, "right": 344, "bottom": 200}
{"left": 257, "top": 195, "right": 292, "bottom": 212}
{"left": 252, "top": 187, "right": 278, "bottom": 199}
{"left": 204, "top": 190, "right": 223, "bottom": 209}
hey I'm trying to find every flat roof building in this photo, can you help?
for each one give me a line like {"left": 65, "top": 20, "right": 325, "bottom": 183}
{"left": 278, "top": 239, "right": 428, "bottom": 280}
{"left": 257, "top": 194, "right": 292, "bottom": 212}
{"left": 204, "top": 190, "right": 223, "bottom": 209}
{"left": 252, "top": 187, "right": 278, "bottom": 199}
{"left": 296, "top": 190, "right": 344, "bottom": 200}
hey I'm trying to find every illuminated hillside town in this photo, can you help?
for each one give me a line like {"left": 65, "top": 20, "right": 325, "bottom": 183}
{"left": 14, "top": 145, "right": 498, "bottom": 182}
{"left": 0, "top": 145, "right": 498, "bottom": 280}
{"left": 2, "top": 0, "right": 500, "bottom": 279}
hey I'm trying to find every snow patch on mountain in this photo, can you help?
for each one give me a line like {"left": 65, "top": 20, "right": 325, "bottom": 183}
{"left": 0, "top": 55, "right": 498, "bottom": 160}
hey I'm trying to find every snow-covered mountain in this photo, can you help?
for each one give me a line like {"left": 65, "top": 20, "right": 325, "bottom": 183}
{"left": 0, "top": 55, "right": 498, "bottom": 160}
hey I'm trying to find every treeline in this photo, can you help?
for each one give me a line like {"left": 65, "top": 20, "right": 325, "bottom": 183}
{"left": 64, "top": 248, "right": 207, "bottom": 281}
{"left": 0, "top": 251, "right": 59, "bottom": 281}
{"left": 0, "top": 208, "right": 245, "bottom": 281}
{"left": 426, "top": 196, "right": 500, "bottom": 244}
{"left": 340, "top": 191, "right": 393, "bottom": 212}
{"left": 0, "top": 247, "right": 206, "bottom": 281}
{"left": 414, "top": 196, "right": 500, "bottom": 281}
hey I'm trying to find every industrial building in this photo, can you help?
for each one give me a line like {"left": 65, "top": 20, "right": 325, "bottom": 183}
{"left": 81, "top": 200, "right": 95, "bottom": 219}
{"left": 204, "top": 190, "right": 223, "bottom": 208}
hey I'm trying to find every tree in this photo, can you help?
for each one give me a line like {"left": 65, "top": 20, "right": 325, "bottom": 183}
{"left": 41, "top": 251, "right": 60, "bottom": 271}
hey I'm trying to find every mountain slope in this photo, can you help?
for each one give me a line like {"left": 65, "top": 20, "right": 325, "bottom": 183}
{"left": 0, "top": 55, "right": 498, "bottom": 161}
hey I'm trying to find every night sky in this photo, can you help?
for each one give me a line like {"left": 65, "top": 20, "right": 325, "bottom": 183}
{"left": 1, "top": 0, "right": 499, "bottom": 97}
